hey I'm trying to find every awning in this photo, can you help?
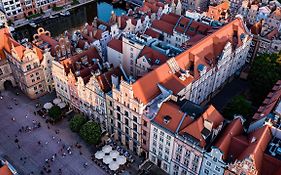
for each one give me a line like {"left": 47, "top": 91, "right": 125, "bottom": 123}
{"left": 102, "top": 145, "right": 112, "bottom": 153}
{"left": 103, "top": 155, "right": 112, "bottom": 164}
{"left": 58, "top": 102, "right": 66, "bottom": 109}
{"left": 94, "top": 151, "right": 105, "bottom": 159}
{"left": 53, "top": 98, "right": 62, "bottom": 105}
{"left": 43, "top": 102, "right": 53, "bottom": 110}
{"left": 110, "top": 150, "right": 119, "bottom": 159}
{"left": 109, "top": 160, "right": 119, "bottom": 171}
{"left": 116, "top": 155, "right": 126, "bottom": 165}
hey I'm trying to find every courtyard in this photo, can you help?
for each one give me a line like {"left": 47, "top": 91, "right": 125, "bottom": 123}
{"left": 0, "top": 88, "right": 107, "bottom": 175}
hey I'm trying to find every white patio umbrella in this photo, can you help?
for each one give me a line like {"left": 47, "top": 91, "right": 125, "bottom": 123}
{"left": 102, "top": 145, "right": 112, "bottom": 153}
{"left": 43, "top": 102, "right": 53, "bottom": 110}
{"left": 109, "top": 161, "right": 119, "bottom": 171}
{"left": 103, "top": 155, "right": 113, "bottom": 164}
{"left": 57, "top": 102, "right": 66, "bottom": 109}
{"left": 116, "top": 155, "right": 126, "bottom": 165}
{"left": 110, "top": 150, "right": 119, "bottom": 159}
{"left": 95, "top": 151, "right": 105, "bottom": 159}
{"left": 53, "top": 98, "right": 61, "bottom": 105}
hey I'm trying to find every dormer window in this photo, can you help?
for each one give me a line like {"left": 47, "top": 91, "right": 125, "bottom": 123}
{"left": 163, "top": 115, "right": 171, "bottom": 124}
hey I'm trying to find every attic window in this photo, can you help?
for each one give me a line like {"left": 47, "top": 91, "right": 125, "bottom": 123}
{"left": 179, "top": 23, "right": 184, "bottom": 28}
{"left": 163, "top": 115, "right": 171, "bottom": 124}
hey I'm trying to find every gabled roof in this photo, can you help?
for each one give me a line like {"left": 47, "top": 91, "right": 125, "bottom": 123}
{"left": 153, "top": 101, "right": 192, "bottom": 133}
{"left": 96, "top": 67, "right": 124, "bottom": 93}
{"left": 215, "top": 117, "right": 244, "bottom": 160}
{"left": 138, "top": 46, "right": 168, "bottom": 66}
{"left": 179, "top": 105, "right": 224, "bottom": 147}
{"left": 132, "top": 18, "right": 250, "bottom": 105}
{"left": 107, "top": 39, "right": 122, "bottom": 53}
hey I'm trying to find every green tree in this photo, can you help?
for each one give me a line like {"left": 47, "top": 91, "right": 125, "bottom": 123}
{"left": 79, "top": 121, "right": 101, "bottom": 145}
{"left": 248, "top": 52, "right": 281, "bottom": 106}
{"left": 48, "top": 105, "right": 62, "bottom": 121}
{"left": 69, "top": 114, "right": 87, "bottom": 132}
{"left": 223, "top": 95, "right": 254, "bottom": 120}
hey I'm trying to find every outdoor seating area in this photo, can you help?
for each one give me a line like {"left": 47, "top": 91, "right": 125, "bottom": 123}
{"left": 92, "top": 142, "right": 134, "bottom": 174}
{"left": 43, "top": 98, "right": 67, "bottom": 110}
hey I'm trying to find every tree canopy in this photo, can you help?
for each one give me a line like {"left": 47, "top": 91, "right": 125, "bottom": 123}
{"left": 79, "top": 121, "right": 101, "bottom": 145}
{"left": 248, "top": 52, "right": 281, "bottom": 106}
{"left": 69, "top": 114, "right": 87, "bottom": 132}
{"left": 223, "top": 95, "right": 254, "bottom": 121}
{"left": 48, "top": 105, "right": 62, "bottom": 121}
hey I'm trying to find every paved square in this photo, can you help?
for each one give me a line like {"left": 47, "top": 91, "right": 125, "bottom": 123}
{"left": 0, "top": 89, "right": 108, "bottom": 175}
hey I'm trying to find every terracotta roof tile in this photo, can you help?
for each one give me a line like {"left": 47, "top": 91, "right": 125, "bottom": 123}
{"left": 144, "top": 28, "right": 161, "bottom": 38}
{"left": 107, "top": 39, "right": 122, "bottom": 53}
{"left": 151, "top": 20, "right": 174, "bottom": 35}
{"left": 138, "top": 46, "right": 168, "bottom": 66}
{"left": 0, "top": 164, "right": 12, "bottom": 175}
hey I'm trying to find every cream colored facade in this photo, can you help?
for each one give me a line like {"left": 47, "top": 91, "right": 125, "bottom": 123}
{"left": 106, "top": 80, "right": 145, "bottom": 155}
{"left": 5, "top": 46, "right": 47, "bottom": 99}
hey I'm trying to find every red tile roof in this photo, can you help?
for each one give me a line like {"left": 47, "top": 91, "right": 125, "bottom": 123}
{"left": 215, "top": 117, "right": 244, "bottom": 160}
{"left": 132, "top": 18, "right": 249, "bottom": 105}
{"left": 138, "top": 46, "right": 168, "bottom": 66}
{"left": 107, "top": 39, "right": 122, "bottom": 53}
{"left": 144, "top": 28, "right": 161, "bottom": 38}
{"left": 96, "top": 67, "right": 124, "bottom": 93}
{"left": 0, "top": 164, "right": 12, "bottom": 175}
{"left": 151, "top": 20, "right": 174, "bottom": 35}
{"left": 154, "top": 101, "right": 191, "bottom": 133}
{"left": 179, "top": 105, "right": 224, "bottom": 147}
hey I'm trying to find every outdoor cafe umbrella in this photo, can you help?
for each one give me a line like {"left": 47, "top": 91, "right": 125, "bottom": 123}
{"left": 103, "top": 155, "right": 113, "bottom": 164}
{"left": 53, "top": 98, "right": 62, "bottom": 105}
{"left": 116, "top": 155, "right": 126, "bottom": 165}
{"left": 109, "top": 150, "right": 119, "bottom": 159}
{"left": 95, "top": 151, "right": 105, "bottom": 159}
{"left": 43, "top": 102, "right": 53, "bottom": 110}
{"left": 102, "top": 145, "right": 112, "bottom": 153}
{"left": 109, "top": 161, "right": 119, "bottom": 171}
{"left": 58, "top": 102, "right": 66, "bottom": 109}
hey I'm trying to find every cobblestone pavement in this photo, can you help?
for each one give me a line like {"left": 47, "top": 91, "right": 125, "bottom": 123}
{"left": 0, "top": 89, "right": 107, "bottom": 175}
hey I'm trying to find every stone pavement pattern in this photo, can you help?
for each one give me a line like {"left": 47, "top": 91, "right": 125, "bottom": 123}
{"left": 0, "top": 89, "right": 107, "bottom": 175}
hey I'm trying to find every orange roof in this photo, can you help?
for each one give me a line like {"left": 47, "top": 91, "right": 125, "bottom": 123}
{"left": 107, "top": 39, "right": 122, "bottom": 53}
{"left": 0, "top": 164, "right": 12, "bottom": 175}
{"left": 144, "top": 28, "right": 161, "bottom": 38}
{"left": 151, "top": 20, "right": 174, "bottom": 35}
{"left": 179, "top": 105, "right": 224, "bottom": 147}
{"left": 215, "top": 117, "right": 244, "bottom": 160}
{"left": 154, "top": 101, "right": 190, "bottom": 133}
{"left": 96, "top": 67, "right": 124, "bottom": 93}
{"left": 138, "top": 46, "right": 168, "bottom": 66}
{"left": 132, "top": 18, "right": 249, "bottom": 105}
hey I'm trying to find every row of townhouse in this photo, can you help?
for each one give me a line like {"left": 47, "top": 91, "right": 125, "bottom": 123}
{"left": 0, "top": 26, "right": 54, "bottom": 98}
{"left": 106, "top": 16, "right": 252, "bottom": 158}
{"left": 148, "top": 80, "right": 281, "bottom": 175}
{"left": 0, "top": 0, "right": 70, "bottom": 20}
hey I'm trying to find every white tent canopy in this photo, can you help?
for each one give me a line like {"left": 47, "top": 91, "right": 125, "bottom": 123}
{"left": 116, "top": 155, "right": 126, "bottom": 165}
{"left": 43, "top": 102, "right": 53, "bottom": 110}
{"left": 109, "top": 161, "right": 119, "bottom": 171}
{"left": 95, "top": 151, "right": 105, "bottom": 159}
{"left": 102, "top": 145, "right": 112, "bottom": 153}
{"left": 110, "top": 150, "right": 119, "bottom": 159}
{"left": 103, "top": 155, "right": 112, "bottom": 164}
{"left": 53, "top": 98, "right": 62, "bottom": 105}
{"left": 58, "top": 102, "right": 66, "bottom": 109}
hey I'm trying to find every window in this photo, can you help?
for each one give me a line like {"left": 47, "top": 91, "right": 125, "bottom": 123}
{"left": 206, "top": 161, "right": 211, "bottom": 167}
{"left": 204, "top": 169, "right": 209, "bottom": 175}
{"left": 153, "top": 140, "right": 157, "bottom": 146}
{"left": 194, "top": 155, "right": 199, "bottom": 163}
{"left": 26, "top": 65, "right": 31, "bottom": 71}
{"left": 109, "top": 101, "right": 112, "bottom": 106}
{"left": 215, "top": 166, "right": 221, "bottom": 172}
{"left": 153, "top": 128, "right": 158, "bottom": 132}
{"left": 165, "top": 147, "right": 169, "bottom": 154}
{"left": 125, "top": 118, "right": 129, "bottom": 125}
{"left": 192, "top": 164, "right": 197, "bottom": 172}
{"left": 34, "top": 86, "right": 37, "bottom": 90}
{"left": 160, "top": 131, "right": 164, "bottom": 136}
{"left": 125, "top": 127, "right": 129, "bottom": 134}
{"left": 166, "top": 141, "right": 170, "bottom": 146}
{"left": 163, "top": 163, "right": 168, "bottom": 171}
{"left": 177, "top": 145, "right": 182, "bottom": 153}
{"left": 144, "top": 120, "right": 147, "bottom": 127}
{"left": 159, "top": 137, "right": 164, "bottom": 142}
{"left": 133, "top": 116, "right": 137, "bottom": 122}
{"left": 125, "top": 111, "right": 129, "bottom": 117}
{"left": 117, "top": 122, "right": 121, "bottom": 129}
{"left": 176, "top": 154, "right": 181, "bottom": 161}
{"left": 181, "top": 169, "right": 187, "bottom": 175}
{"left": 213, "top": 157, "right": 217, "bottom": 162}
{"left": 143, "top": 130, "right": 147, "bottom": 136}
{"left": 117, "top": 106, "right": 120, "bottom": 111}
{"left": 153, "top": 133, "right": 157, "bottom": 139}
{"left": 143, "top": 139, "right": 146, "bottom": 145}
{"left": 133, "top": 124, "right": 137, "bottom": 131}
{"left": 117, "top": 113, "right": 121, "bottom": 121}
{"left": 133, "top": 132, "right": 137, "bottom": 140}
{"left": 30, "top": 74, "right": 33, "bottom": 77}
